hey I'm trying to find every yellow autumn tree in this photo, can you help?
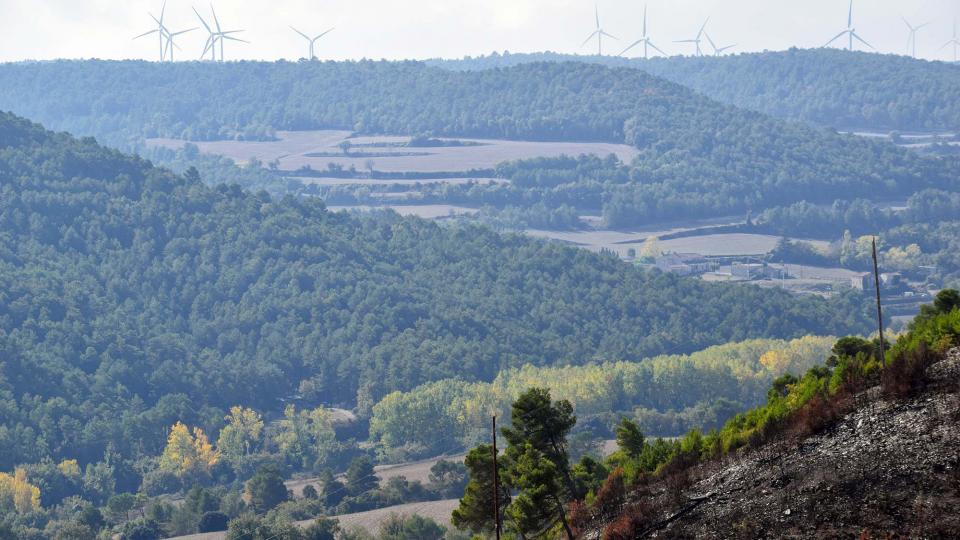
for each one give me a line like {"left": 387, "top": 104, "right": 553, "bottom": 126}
{"left": 57, "top": 459, "right": 81, "bottom": 479}
{"left": 217, "top": 406, "right": 264, "bottom": 465}
{"left": 0, "top": 468, "right": 41, "bottom": 513}
{"left": 759, "top": 350, "right": 791, "bottom": 373}
{"left": 639, "top": 236, "right": 661, "bottom": 261}
{"left": 159, "top": 422, "right": 219, "bottom": 482}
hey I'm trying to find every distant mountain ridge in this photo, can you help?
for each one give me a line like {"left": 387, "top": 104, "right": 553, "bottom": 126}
{"left": 428, "top": 48, "right": 960, "bottom": 132}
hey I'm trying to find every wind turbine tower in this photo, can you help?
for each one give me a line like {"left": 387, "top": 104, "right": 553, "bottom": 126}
{"left": 619, "top": 4, "right": 666, "bottom": 58}
{"left": 902, "top": 17, "right": 929, "bottom": 58}
{"left": 582, "top": 5, "right": 618, "bottom": 56}
{"left": 291, "top": 27, "right": 335, "bottom": 60}
{"left": 824, "top": 0, "right": 873, "bottom": 51}
{"left": 941, "top": 18, "right": 960, "bottom": 62}
{"left": 675, "top": 18, "right": 709, "bottom": 57}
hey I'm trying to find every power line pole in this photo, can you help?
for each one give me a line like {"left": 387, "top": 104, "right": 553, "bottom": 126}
{"left": 492, "top": 415, "right": 501, "bottom": 540}
{"left": 872, "top": 237, "right": 886, "bottom": 365}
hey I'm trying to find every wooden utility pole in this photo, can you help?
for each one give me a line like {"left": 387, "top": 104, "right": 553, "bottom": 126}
{"left": 872, "top": 238, "right": 886, "bottom": 365}
{"left": 492, "top": 415, "right": 501, "bottom": 540}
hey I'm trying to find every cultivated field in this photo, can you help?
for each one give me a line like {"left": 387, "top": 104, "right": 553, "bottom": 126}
{"left": 525, "top": 216, "right": 743, "bottom": 250}
{"left": 172, "top": 453, "right": 466, "bottom": 540}
{"left": 285, "top": 452, "right": 466, "bottom": 499}
{"left": 328, "top": 204, "right": 478, "bottom": 219}
{"left": 297, "top": 176, "right": 504, "bottom": 187}
{"left": 330, "top": 498, "right": 461, "bottom": 534}
{"left": 528, "top": 230, "right": 819, "bottom": 258}
{"left": 169, "top": 498, "right": 460, "bottom": 540}
{"left": 147, "top": 130, "right": 639, "bottom": 174}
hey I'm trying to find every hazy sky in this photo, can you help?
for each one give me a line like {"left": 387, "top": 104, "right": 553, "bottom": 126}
{"left": 1, "top": 0, "right": 958, "bottom": 63}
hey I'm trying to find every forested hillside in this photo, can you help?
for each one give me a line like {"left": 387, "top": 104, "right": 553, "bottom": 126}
{"left": 5, "top": 60, "right": 951, "bottom": 226}
{"left": 0, "top": 112, "right": 875, "bottom": 468}
{"left": 431, "top": 49, "right": 960, "bottom": 132}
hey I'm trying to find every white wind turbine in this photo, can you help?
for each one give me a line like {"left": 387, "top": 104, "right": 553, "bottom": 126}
{"left": 194, "top": 6, "right": 220, "bottom": 61}
{"left": 133, "top": 1, "right": 171, "bottom": 62}
{"left": 675, "top": 18, "right": 709, "bottom": 57}
{"left": 581, "top": 5, "right": 618, "bottom": 56}
{"left": 619, "top": 4, "right": 666, "bottom": 58}
{"left": 824, "top": 0, "right": 873, "bottom": 51}
{"left": 704, "top": 32, "right": 736, "bottom": 56}
{"left": 291, "top": 27, "right": 335, "bottom": 60}
{"left": 940, "top": 18, "right": 960, "bottom": 62}
{"left": 902, "top": 17, "right": 929, "bottom": 58}
{"left": 197, "top": 3, "right": 248, "bottom": 62}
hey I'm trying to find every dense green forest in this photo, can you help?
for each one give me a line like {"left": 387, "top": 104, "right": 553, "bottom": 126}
{"left": 0, "top": 60, "right": 955, "bottom": 227}
{"left": 431, "top": 49, "right": 960, "bottom": 132}
{"left": 0, "top": 112, "right": 876, "bottom": 471}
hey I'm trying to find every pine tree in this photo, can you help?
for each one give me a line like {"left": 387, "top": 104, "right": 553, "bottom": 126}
{"left": 507, "top": 444, "right": 574, "bottom": 540}
{"left": 501, "top": 388, "right": 579, "bottom": 499}
{"left": 451, "top": 444, "right": 510, "bottom": 535}
{"left": 615, "top": 418, "right": 645, "bottom": 459}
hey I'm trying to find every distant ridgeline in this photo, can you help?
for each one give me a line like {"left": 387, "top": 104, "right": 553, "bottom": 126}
{"left": 0, "top": 59, "right": 956, "bottom": 228}
{"left": 429, "top": 49, "right": 960, "bottom": 132}
{"left": 0, "top": 112, "right": 876, "bottom": 466}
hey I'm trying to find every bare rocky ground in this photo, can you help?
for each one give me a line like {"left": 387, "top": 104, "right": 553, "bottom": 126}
{"left": 593, "top": 349, "right": 960, "bottom": 539}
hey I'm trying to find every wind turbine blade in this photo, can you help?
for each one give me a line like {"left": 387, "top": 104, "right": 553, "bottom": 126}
{"left": 643, "top": 4, "right": 648, "bottom": 36}
{"left": 316, "top": 28, "right": 335, "bottom": 40}
{"left": 619, "top": 40, "right": 642, "bottom": 56}
{"left": 222, "top": 35, "right": 249, "bottom": 43}
{"left": 601, "top": 31, "right": 618, "bottom": 40}
{"left": 134, "top": 29, "right": 158, "bottom": 40}
{"left": 901, "top": 17, "right": 913, "bottom": 31}
{"left": 221, "top": 30, "right": 245, "bottom": 35}
{"left": 595, "top": 4, "right": 600, "bottom": 29}
{"left": 160, "top": 0, "right": 167, "bottom": 26}
{"left": 211, "top": 3, "right": 222, "bottom": 33}
{"left": 193, "top": 7, "right": 212, "bottom": 33}
{"left": 848, "top": 0, "right": 853, "bottom": 28}
{"left": 171, "top": 28, "right": 198, "bottom": 37}
{"left": 581, "top": 31, "right": 600, "bottom": 47}
{"left": 720, "top": 44, "right": 737, "bottom": 53}
{"left": 704, "top": 32, "right": 717, "bottom": 51}
{"left": 916, "top": 22, "right": 930, "bottom": 31}
{"left": 852, "top": 32, "right": 873, "bottom": 50}
{"left": 674, "top": 39, "right": 697, "bottom": 43}
{"left": 291, "top": 26, "right": 310, "bottom": 40}
{"left": 824, "top": 30, "right": 847, "bottom": 47}
{"left": 648, "top": 41, "right": 667, "bottom": 56}
{"left": 697, "top": 17, "right": 710, "bottom": 39}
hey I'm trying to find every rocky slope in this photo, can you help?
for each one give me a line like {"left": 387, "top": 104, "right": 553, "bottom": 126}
{"left": 595, "top": 348, "right": 960, "bottom": 539}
